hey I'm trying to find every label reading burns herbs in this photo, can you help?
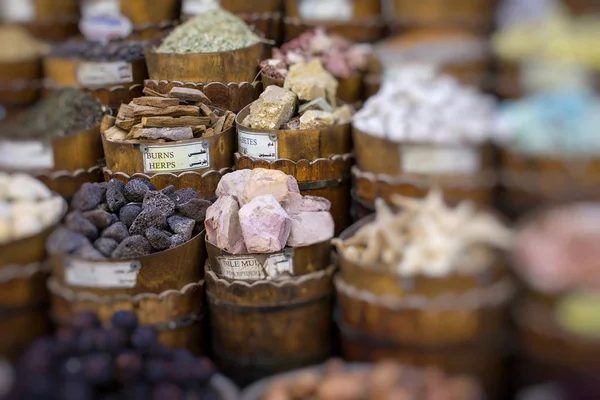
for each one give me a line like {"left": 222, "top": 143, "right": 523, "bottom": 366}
{"left": 299, "top": 0, "right": 353, "bottom": 20}
{"left": 76, "top": 61, "right": 133, "bottom": 88}
{"left": 216, "top": 251, "right": 294, "bottom": 281}
{"left": 140, "top": 141, "right": 210, "bottom": 173}
{"left": 182, "top": 0, "right": 220, "bottom": 15}
{"left": 238, "top": 130, "right": 278, "bottom": 161}
{"left": 65, "top": 259, "right": 141, "bottom": 289}
{"left": 0, "top": 140, "right": 54, "bottom": 170}
{"left": 401, "top": 144, "right": 480, "bottom": 175}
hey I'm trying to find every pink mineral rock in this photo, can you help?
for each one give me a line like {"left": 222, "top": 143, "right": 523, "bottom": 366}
{"left": 287, "top": 211, "right": 334, "bottom": 247}
{"left": 241, "top": 169, "right": 299, "bottom": 205}
{"left": 239, "top": 195, "right": 292, "bottom": 253}
{"left": 282, "top": 195, "right": 332, "bottom": 215}
{"left": 215, "top": 170, "right": 252, "bottom": 201}
{"left": 204, "top": 195, "right": 246, "bottom": 254}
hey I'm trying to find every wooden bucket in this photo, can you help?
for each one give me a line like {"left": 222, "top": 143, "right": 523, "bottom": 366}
{"left": 0, "top": 123, "right": 105, "bottom": 199}
{"left": 388, "top": 0, "right": 498, "bottom": 33}
{"left": 261, "top": 72, "right": 364, "bottom": 106}
{"left": 0, "top": 196, "right": 67, "bottom": 360}
{"left": 50, "top": 230, "right": 207, "bottom": 297}
{"left": 500, "top": 148, "right": 600, "bottom": 217}
{"left": 205, "top": 239, "right": 335, "bottom": 386}
{"left": 7, "top": 0, "right": 80, "bottom": 42}
{"left": 144, "top": 80, "right": 263, "bottom": 113}
{"left": 49, "top": 278, "right": 207, "bottom": 354}
{"left": 235, "top": 104, "right": 353, "bottom": 235}
{"left": 43, "top": 54, "right": 148, "bottom": 109}
{"left": 0, "top": 58, "right": 42, "bottom": 108}
{"left": 563, "top": 0, "right": 600, "bottom": 15}
{"left": 335, "top": 215, "right": 513, "bottom": 396}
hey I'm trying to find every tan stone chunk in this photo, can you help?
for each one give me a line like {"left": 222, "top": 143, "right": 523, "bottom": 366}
{"left": 333, "top": 104, "right": 355, "bottom": 125}
{"left": 242, "top": 85, "right": 298, "bottom": 130}
{"left": 299, "top": 110, "right": 335, "bottom": 129}
{"left": 298, "top": 97, "right": 333, "bottom": 115}
{"left": 284, "top": 59, "right": 338, "bottom": 106}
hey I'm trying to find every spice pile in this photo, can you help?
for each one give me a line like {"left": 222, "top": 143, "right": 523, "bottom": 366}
{"left": 155, "top": 8, "right": 261, "bottom": 53}
{"left": 0, "top": 89, "right": 104, "bottom": 141}
{"left": 49, "top": 39, "right": 145, "bottom": 62}
{"left": 333, "top": 190, "right": 512, "bottom": 277}
{"left": 6, "top": 311, "right": 220, "bottom": 399}
{"left": 0, "top": 174, "right": 64, "bottom": 245}
{"left": 206, "top": 169, "right": 334, "bottom": 254}
{"left": 353, "top": 68, "right": 496, "bottom": 143}
{"left": 260, "top": 28, "right": 372, "bottom": 80}
{"left": 46, "top": 179, "right": 211, "bottom": 259}
{"left": 262, "top": 359, "right": 483, "bottom": 400}
{"left": 104, "top": 88, "right": 235, "bottom": 143}
{"left": 0, "top": 25, "right": 49, "bottom": 62}
{"left": 243, "top": 61, "right": 354, "bottom": 130}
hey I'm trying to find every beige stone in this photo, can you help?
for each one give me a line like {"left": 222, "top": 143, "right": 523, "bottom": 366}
{"left": 284, "top": 59, "right": 338, "bottom": 106}
{"left": 299, "top": 97, "right": 333, "bottom": 115}
{"left": 299, "top": 110, "right": 335, "bottom": 129}
{"left": 242, "top": 85, "right": 298, "bottom": 130}
{"left": 333, "top": 104, "right": 355, "bottom": 125}
{"left": 241, "top": 168, "right": 299, "bottom": 205}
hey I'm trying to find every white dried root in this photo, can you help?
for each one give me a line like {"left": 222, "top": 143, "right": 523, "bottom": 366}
{"left": 338, "top": 189, "right": 513, "bottom": 277}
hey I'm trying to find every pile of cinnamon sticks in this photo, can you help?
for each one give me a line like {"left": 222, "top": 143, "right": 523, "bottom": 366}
{"left": 102, "top": 87, "right": 235, "bottom": 143}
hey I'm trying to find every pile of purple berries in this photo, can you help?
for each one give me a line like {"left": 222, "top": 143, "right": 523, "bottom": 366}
{"left": 5, "top": 311, "right": 219, "bottom": 400}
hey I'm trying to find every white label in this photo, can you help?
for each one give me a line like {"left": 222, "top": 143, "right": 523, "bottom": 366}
{"left": 77, "top": 62, "right": 133, "bottom": 88}
{"left": 216, "top": 251, "right": 294, "bottom": 281}
{"left": 0, "top": 0, "right": 35, "bottom": 22}
{"left": 65, "top": 259, "right": 141, "bottom": 289}
{"left": 0, "top": 140, "right": 54, "bottom": 170}
{"left": 140, "top": 141, "right": 210, "bottom": 173}
{"left": 299, "top": 0, "right": 353, "bottom": 20}
{"left": 79, "top": 0, "right": 132, "bottom": 43}
{"left": 401, "top": 145, "right": 479, "bottom": 174}
{"left": 238, "top": 130, "right": 278, "bottom": 160}
{"left": 182, "top": 0, "right": 220, "bottom": 15}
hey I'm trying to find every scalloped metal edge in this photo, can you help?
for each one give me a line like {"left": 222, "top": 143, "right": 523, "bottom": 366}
{"left": 236, "top": 152, "right": 354, "bottom": 166}
{"left": 0, "top": 262, "right": 50, "bottom": 284}
{"left": 352, "top": 166, "right": 498, "bottom": 189}
{"left": 283, "top": 16, "right": 384, "bottom": 27}
{"left": 36, "top": 165, "right": 103, "bottom": 180}
{"left": 335, "top": 275, "right": 515, "bottom": 311}
{"left": 103, "top": 167, "right": 233, "bottom": 181}
{"left": 237, "top": 11, "right": 283, "bottom": 21}
{"left": 145, "top": 79, "right": 262, "bottom": 88}
{"left": 206, "top": 265, "right": 336, "bottom": 288}
{"left": 47, "top": 277, "right": 205, "bottom": 304}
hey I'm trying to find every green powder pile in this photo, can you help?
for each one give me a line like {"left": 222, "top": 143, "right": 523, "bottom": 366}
{"left": 156, "top": 8, "right": 261, "bottom": 53}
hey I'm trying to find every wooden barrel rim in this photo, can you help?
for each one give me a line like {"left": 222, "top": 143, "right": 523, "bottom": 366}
{"left": 33, "top": 165, "right": 103, "bottom": 179}
{"left": 145, "top": 79, "right": 262, "bottom": 90}
{"left": 44, "top": 81, "right": 143, "bottom": 94}
{"left": 335, "top": 275, "right": 514, "bottom": 310}
{"left": 283, "top": 16, "right": 384, "bottom": 27}
{"left": 0, "top": 262, "right": 51, "bottom": 284}
{"left": 205, "top": 266, "right": 335, "bottom": 289}
{"left": 104, "top": 167, "right": 233, "bottom": 182}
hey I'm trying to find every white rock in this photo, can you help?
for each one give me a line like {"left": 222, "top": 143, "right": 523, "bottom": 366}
{"left": 215, "top": 170, "right": 251, "bottom": 201}
{"left": 287, "top": 212, "right": 335, "bottom": 247}
{"left": 239, "top": 195, "right": 292, "bottom": 253}
{"left": 7, "top": 174, "right": 52, "bottom": 200}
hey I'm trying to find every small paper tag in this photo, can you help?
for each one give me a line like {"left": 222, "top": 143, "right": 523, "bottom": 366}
{"left": 0, "top": 0, "right": 35, "bottom": 22}
{"left": 79, "top": 0, "right": 132, "bottom": 42}
{"left": 182, "top": 0, "right": 220, "bottom": 15}
{"left": 238, "top": 130, "right": 278, "bottom": 160}
{"left": 401, "top": 144, "right": 479, "bottom": 174}
{"left": 299, "top": 0, "right": 353, "bottom": 20}
{"left": 216, "top": 250, "right": 294, "bottom": 281}
{"left": 0, "top": 140, "right": 54, "bottom": 170}
{"left": 65, "top": 259, "right": 141, "bottom": 289}
{"left": 140, "top": 141, "right": 210, "bottom": 173}
{"left": 77, "top": 61, "right": 133, "bottom": 88}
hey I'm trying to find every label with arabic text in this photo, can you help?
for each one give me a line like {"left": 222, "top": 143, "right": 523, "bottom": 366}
{"left": 140, "top": 141, "right": 210, "bottom": 173}
{"left": 401, "top": 144, "right": 479, "bottom": 175}
{"left": 65, "top": 259, "right": 141, "bottom": 289}
{"left": 238, "top": 130, "right": 278, "bottom": 160}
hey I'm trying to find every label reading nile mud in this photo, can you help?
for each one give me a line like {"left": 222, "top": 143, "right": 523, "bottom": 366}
{"left": 238, "top": 130, "right": 278, "bottom": 160}
{"left": 76, "top": 61, "right": 133, "bottom": 88}
{"left": 182, "top": 0, "right": 220, "bottom": 15}
{"left": 65, "top": 259, "right": 141, "bottom": 289}
{"left": 140, "top": 141, "right": 210, "bottom": 173}
{"left": 0, "top": 140, "right": 54, "bottom": 170}
{"left": 216, "top": 251, "right": 294, "bottom": 281}
{"left": 401, "top": 144, "right": 479, "bottom": 175}
{"left": 299, "top": 0, "right": 353, "bottom": 20}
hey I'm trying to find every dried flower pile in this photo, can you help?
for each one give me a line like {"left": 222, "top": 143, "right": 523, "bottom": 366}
{"left": 333, "top": 190, "right": 513, "bottom": 277}
{"left": 155, "top": 8, "right": 261, "bottom": 53}
{"left": 263, "top": 359, "right": 483, "bottom": 400}
{"left": 260, "top": 28, "right": 372, "bottom": 80}
{"left": 103, "top": 87, "right": 235, "bottom": 143}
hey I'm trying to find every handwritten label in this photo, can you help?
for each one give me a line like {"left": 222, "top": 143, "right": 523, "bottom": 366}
{"left": 77, "top": 61, "right": 133, "bottom": 88}
{"left": 182, "top": 0, "right": 220, "bottom": 15}
{"left": 401, "top": 145, "right": 479, "bottom": 174}
{"left": 0, "top": 140, "right": 54, "bottom": 170}
{"left": 216, "top": 251, "right": 294, "bottom": 281}
{"left": 299, "top": 0, "right": 353, "bottom": 20}
{"left": 80, "top": 0, "right": 132, "bottom": 42}
{"left": 140, "top": 141, "right": 210, "bottom": 173}
{"left": 65, "top": 259, "right": 141, "bottom": 288}
{"left": 0, "top": 0, "right": 35, "bottom": 22}
{"left": 238, "top": 130, "right": 278, "bottom": 160}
